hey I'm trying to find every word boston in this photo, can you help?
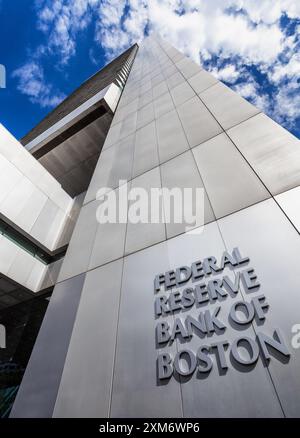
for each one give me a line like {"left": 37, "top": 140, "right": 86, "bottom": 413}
{"left": 157, "top": 328, "right": 290, "bottom": 380}
{"left": 153, "top": 248, "right": 291, "bottom": 381}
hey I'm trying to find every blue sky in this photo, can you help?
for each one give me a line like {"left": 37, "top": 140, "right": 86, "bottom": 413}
{"left": 0, "top": 0, "right": 299, "bottom": 140}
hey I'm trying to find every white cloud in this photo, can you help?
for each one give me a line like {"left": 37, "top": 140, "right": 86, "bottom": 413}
{"left": 232, "top": 75, "right": 271, "bottom": 116}
{"left": 233, "top": 81, "right": 257, "bottom": 99}
{"left": 36, "top": 0, "right": 97, "bottom": 64}
{"left": 274, "top": 81, "right": 300, "bottom": 126}
{"left": 231, "top": 66, "right": 300, "bottom": 130}
{"left": 13, "top": 0, "right": 300, "bottom": 130}
{"left": 12, "top": 62, "right": 65, "bottom": 108}
{"left": 31, "top": 1, "right": 298, "bottom": 68}
{"left": 241, "top": 0, "right": 300, "bottom": 23}
{"left": 86, "top": 0, "right": 287, "bottom": 65}
{"left": 270, "top": 52, "right": 300, "bottom": 83}
{"left": 209, "top": 64, "right": 241, "bottom": 84}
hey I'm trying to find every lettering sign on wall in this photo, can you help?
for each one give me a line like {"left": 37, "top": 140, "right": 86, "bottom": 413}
{"left": 154, "top": 248, "right": 291, "bottom": 381}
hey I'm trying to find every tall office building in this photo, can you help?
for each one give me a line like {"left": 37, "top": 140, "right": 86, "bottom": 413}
{"left": 1, "top": 35, "right": 300, "bottom": 418}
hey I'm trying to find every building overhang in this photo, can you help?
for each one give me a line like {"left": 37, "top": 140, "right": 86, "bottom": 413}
{"left": 20, "top": 44, "right": 138, "bottom": 197}
{"left": 24, "top": 83, "right": 121, "bottom": 159}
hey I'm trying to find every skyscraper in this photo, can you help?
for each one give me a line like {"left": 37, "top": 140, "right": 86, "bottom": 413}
{"left": 1, "top": 35, "right": 300, "bottom": 418}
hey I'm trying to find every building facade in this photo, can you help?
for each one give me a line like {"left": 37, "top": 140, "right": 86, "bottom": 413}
{"left": 1, "top": 35, "right": 300, "bottom": 417}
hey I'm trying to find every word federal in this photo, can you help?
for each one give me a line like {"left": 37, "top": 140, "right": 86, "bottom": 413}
{"left": 154, "top": 247, "right": 249, "bottom": 292}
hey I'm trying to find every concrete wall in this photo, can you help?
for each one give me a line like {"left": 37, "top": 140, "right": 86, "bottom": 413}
{"left": 11, "top": 36, "right": 300, "bottom": 418}
{"left": 0, "top": 124, "right": 76, "bottom": 292}
{"left": 0, "top": 124, "right": 73, "bottom": 251}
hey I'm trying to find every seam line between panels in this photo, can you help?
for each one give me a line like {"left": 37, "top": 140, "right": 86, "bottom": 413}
{"left": 131, "top": 120, "right": 156, "bottom": 179}
{"left": 185, "top": 77, "right": 274, "bottom": 202}
{"left": 222, "top": 127, "right": 274, "bottom": 197}
{"left": 107, "top": 256, "right": 126, "bottom": 418}
{"left": 51, "top": 271, "right": 87, "bottom": 418}
{"left": 156, "top": 38, "right": 217, "bottom": 233}
{"left": 153, "top": 97, "right": 168, "bottom": 245}
{"left": 152, "top": 38, "right": 287, "bottom": 417}
{"left": 193, "top": 81, "right": 220, "bottom": 96}
{"left": 151, "top": 39, "right": 185, "bottom": 418}
{"left": 153, "top": 112, "right": 179, "bottom": 413}
{"left": 183, "top": 73, "right": 274, "bottom": 201}
{"left": 58, "top": 196, "right": 279, "bottom": 287}
{"left": 155, "top": 39, "right": 211, "bottom": 417}
{"left": 83, "top": 127, "right": 229, "bottom": 209}
{"left": 153, "top": 38, "right": 211, "bottom": 416}
{"left": 83, "top": 205, "right": 105, "bottom": 277}
{"left": 108, "top": 180, "right": 131, "bottom": 418}
{"left": 215, "top": 216, "right": 287, "bottom": 417}
{"left": 156, "top": 37, "right": 274, "bottom": 206}
{"left": 101, "top": 94, "right": 264, "bottom": 158}
{"left": 272, "top": 197, "right": 300, "bottom": 236}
